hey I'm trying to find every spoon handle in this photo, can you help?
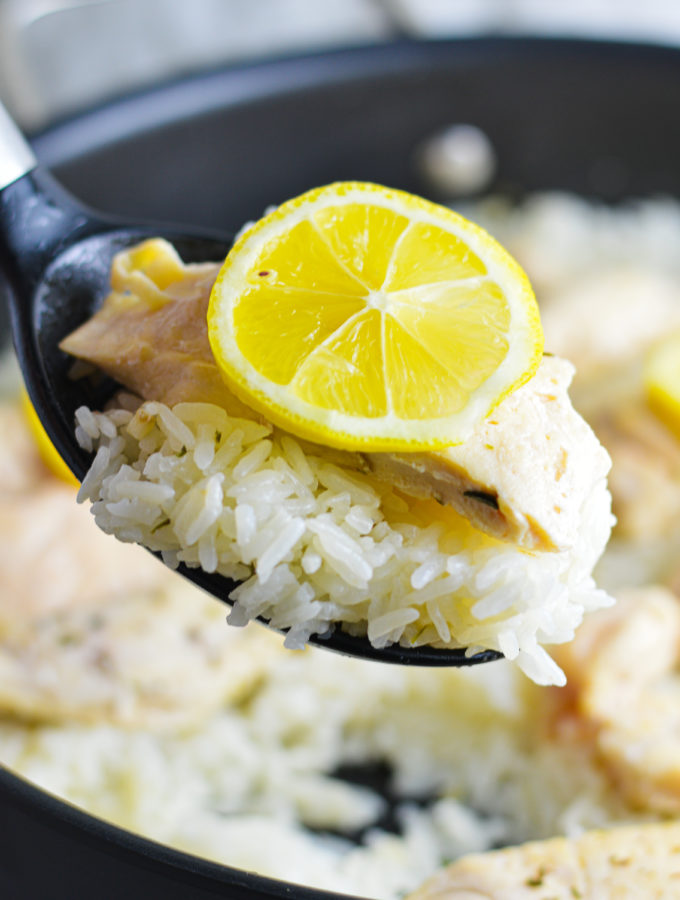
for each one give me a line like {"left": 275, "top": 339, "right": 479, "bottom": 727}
{"left": 0, "top": 101, "right": 37, "bottom": 191}
{"left": 0, "top": 102, "right": 100, "bottom": 303}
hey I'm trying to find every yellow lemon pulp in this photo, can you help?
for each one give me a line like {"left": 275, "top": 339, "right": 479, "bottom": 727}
{"left": 21, "top": 389, "right": 79, "bottom": 485}
{"left": 208, "top": 182, "right": 543, "bottom": 451}
{"left": 645, "top": 329, "right": 680, "bottom": 438}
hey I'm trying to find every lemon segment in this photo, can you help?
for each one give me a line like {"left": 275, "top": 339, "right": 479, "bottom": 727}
{"left": 291, "top": 308, "right": 388, "bottom": 417}
{"left": 384, "top": 222, "right": 487, "bottom": 291}
{"left": 313, "top": 203, "right": 409, "bottom": 290}
{"left": 20, "top": 389, "right": 79, "bottom": 485}
{"left": 208, "top": 182, "right": 543, "bottom": 451}
{"left": 645, "top": 330, "right": 680, "bottom": 438}
{"left": 389, "top": 281, "right": 510, "bottom": 390}
{"left": 247, "top": 219, "right": 367, "bottom": 295}
{"left": 382, "top": 315, "right": 468, "bottom": 417}
{"left": 233, "top": 286, "right": 365, "bottom": 385}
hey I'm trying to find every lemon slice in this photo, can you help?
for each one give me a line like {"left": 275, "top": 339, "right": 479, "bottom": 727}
{"left": 21, "top": 389, "right": 79, "bottom": 485}
{"left": 208, "top": 182, "right": 543, "bottom": 451}
{"left": 645, "top": 329, "right": 680, "bottom": 438}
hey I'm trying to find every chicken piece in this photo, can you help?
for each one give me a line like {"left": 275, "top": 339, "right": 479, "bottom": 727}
{"left": 61, "top": 241, "right": 252, "bottom": 418}
{"left": 0, "top": 397, "right": 283, "bottom": 728}
{"left": 541, "top": 265, "right": 680, "bottom": 381}
{"left": 553, "top": 586, "right": 680, "bottom": 814}
{"left": 0, "top": 404, "right": 48, "bottom": 495}
{"left": 589, "top": 399, "right": 680, "bottom": 541}
{"left": 408, "top": 822, "right": 680, "bottom": 900}
{"left": 0, "top": 577, "right": 283, "bottom": 730}
{"left": 670, "top": 564, "right": 680, "bottom": 597}
{"left": 368, "top": 355, "right": 610, "bottom": 552}
{"left": 0, "top": 409, "right": 169, "bottom": 630}
{"left": 61, "top": 239, "right": 611, "bottom": 553}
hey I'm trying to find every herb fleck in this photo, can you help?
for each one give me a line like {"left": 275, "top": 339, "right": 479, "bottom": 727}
{"left": 177, "top": 446, "right": 187, "bottom": 457}
{"left": 58, "top": 633, "right": 79, "bottom": 646}
{"left": 525, "top": 867, "right": 546, "bottom": 887}
{"left": 215, "top": 430, "right": 222, "bottom": 443}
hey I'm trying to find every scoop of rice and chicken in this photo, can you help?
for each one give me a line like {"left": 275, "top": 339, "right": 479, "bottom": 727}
{"left": 1, "top": 193, "right": 680, "bottom": 897}
{"left": 57, "top": 231, "right": 613, "bottom": 684}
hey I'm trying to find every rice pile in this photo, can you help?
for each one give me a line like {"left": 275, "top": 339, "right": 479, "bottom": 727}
{"left": 75, "top": 396, "right": 612, "bottom": 686}
{"left": 0, "top": 651, "right": 646, "bottom": 898}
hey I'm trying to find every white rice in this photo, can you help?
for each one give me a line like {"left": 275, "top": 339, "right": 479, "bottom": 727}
{"left": 75, "top": 398, "right": 612, "bottom": 686}
{"left": 0, "top": 652, "right": 649, "bottom": 898}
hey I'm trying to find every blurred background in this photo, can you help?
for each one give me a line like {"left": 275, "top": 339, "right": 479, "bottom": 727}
{"left": 2, "top": 0, "right": 680, "bottom": 131}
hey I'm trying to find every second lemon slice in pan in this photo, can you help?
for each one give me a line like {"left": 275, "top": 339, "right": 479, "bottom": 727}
{"left": 208, "top": 182, "right": 542, "bottom": 451}
{"left": 645, "top": 329, "right": 680, "bottom": 438}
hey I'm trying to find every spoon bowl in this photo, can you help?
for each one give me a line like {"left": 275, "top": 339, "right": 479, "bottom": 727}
{"left": 0, "top": 101, "right": 500, "bottom": 668}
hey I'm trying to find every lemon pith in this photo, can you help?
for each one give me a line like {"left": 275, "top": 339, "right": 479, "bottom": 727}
{"left": 208, "top": 182, "right": 543, "bottom": 451}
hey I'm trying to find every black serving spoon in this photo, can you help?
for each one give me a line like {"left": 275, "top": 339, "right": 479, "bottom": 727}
{"left": 0, "top": 101, "right": 500, "bottom": 668}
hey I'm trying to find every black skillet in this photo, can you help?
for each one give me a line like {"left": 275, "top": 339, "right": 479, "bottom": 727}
{"left": 2, "top": 36, "right": 680, "bottom": 900}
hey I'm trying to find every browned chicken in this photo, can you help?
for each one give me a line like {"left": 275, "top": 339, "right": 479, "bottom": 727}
{"left": 552, "top": 586, "right": 680, "bottom": 814}
{"left": 408, "top": 821, "right": 680, "bottom": 900}
{"left": 0, "top": 400, "right": 282, "bottom": 728}
{"left": 0, "top": 406, "right": 165, "bottom": 629}
{"left": 590, "top": 400, "right": 680, "bottom": 541}
{"left": 534, "top": 260, "right": 680, "bottom": 545}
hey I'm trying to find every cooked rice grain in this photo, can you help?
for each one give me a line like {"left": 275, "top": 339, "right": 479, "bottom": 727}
{"left": 76, "top": 400, "right": 613, "bottom": 685}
